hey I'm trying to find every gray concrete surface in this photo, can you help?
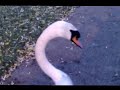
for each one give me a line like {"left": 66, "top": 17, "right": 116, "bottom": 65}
{"left": 2, "top": 6, "right": 120, "bottom": 85}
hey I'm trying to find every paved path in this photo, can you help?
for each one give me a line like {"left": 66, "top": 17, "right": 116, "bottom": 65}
{"left": 2, "top": 6, "right": 120, "bottom": 85}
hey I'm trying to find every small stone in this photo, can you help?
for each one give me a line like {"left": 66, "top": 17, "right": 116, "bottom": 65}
{"left": 61, "top": 60, "right": 64, "bottom": 63}
{"left": 25, "top": 65, "right": 28, "bottom": 67}
{"left": 78, "top": 71, "right": 81, "bottom": 74}
{"left": 72, "top": 42, "right": 74, "bottom": 45}
{"left": 20, "top": 8, "right": 24, "bottom": 12}
{"left": 66, "top": 46, "right": 69, "bottom": 49}
{"left": 11, "top": 81, "right": 14, "bottom": 85}
{"left": 36, "top": 17, "right": 40, "bottom": 20}
{"left": 105, "top": 46, "right": 108, "bottom": 49}
{"left": 114, "top": 73, "right": 118, "bottom": 76}
{"left": 38, "top": 26, "right": 40, "bottom": 28}
{"left": 60, "top": 58, "right": 63, "bottom": 60}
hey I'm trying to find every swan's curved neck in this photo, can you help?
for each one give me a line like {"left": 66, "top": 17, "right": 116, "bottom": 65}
{"left": 35, "top": 30, "right": 64, "bottom": 84}
{"left": 35, "top": 21, "right": 74, "bottom": 85}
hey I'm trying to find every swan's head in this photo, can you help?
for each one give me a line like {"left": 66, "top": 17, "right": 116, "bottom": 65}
{"left": 44, "top": 21, "right": 83, "bottom": 48}
{"left": 56, "top": 21, "right": 83, "bottom": 48}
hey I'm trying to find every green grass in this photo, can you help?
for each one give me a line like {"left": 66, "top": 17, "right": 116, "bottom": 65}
{"left": 0, "top": 6, "right": 76, "bottom": 78}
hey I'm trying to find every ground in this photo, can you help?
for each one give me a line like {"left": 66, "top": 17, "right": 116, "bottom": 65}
{"left": 1, "top": 6, "right": 120, "bottom": 85}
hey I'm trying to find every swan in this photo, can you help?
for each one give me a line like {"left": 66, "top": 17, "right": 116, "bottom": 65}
{"left": 35, "top": 21, "right": 83, "bottom": 85}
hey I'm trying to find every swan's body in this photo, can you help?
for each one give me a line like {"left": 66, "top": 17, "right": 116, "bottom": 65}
{"left": 35, "top": 21, "right": 82, "bottom": 85}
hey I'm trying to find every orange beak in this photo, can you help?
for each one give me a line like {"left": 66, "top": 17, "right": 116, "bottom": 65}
{"left": 72, "top": 36, "right": 83, "bottom": 49}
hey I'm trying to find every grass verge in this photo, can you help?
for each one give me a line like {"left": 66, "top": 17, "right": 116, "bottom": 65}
{"left": 0, "top": 6, "right": 77, "bottom": 82}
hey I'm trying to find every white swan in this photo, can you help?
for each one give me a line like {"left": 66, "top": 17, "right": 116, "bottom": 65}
{"left": 35, "top": 21, "right": 83, "bottom": 85}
